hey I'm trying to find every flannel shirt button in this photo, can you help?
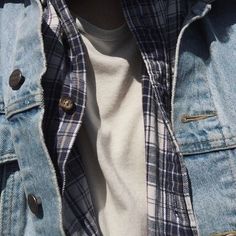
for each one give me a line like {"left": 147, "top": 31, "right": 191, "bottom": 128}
{"left": 9, "top": 69, "right": 25, "bottom": 90}
{"left": 59, "top": 97, "right": 76, "bottom": 114}
{"left": 27, "top": 194, "right": 42, "bottom": 216}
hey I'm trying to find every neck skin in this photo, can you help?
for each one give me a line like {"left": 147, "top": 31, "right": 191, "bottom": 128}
{"left": 67, "top": 0, "right": 125, "bottom": 30}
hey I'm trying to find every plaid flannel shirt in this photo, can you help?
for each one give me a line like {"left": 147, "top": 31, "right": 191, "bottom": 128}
{"left": 41, "top": 0, "right": 198, "bottom": 235}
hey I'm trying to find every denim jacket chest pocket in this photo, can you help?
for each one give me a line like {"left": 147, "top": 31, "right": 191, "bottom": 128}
{"left": 172, "top": 0, "right": 236, "bottom": 155}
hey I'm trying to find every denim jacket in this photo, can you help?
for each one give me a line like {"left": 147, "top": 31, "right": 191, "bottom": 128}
{"left": 0, "top": 1, "right": 63, "bottom": 235}
{"left": 0, "top": 0, "right": 236, "bottom": 235}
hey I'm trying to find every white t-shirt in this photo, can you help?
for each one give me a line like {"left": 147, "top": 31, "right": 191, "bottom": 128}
{"left": 76, "top": 17, "right": 147, "bottom": 236}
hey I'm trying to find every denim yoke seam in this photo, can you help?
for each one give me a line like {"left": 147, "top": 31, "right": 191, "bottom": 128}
{"left": 180, "top": 135, "right": 236, "bottom": 146}
{"left": 0, "top": 154, "right": 17, "bottom": 163}
{"left": 211, "top": 230, "right": 236, "bottom": 236}
{"left": 5, "top": 93, "right": 42, "bottom": 119}
{"left": 6, "top": 93, "right": 42, "bottom": 107}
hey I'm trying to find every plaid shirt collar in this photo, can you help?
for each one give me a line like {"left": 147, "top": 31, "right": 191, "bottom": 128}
{"left": 43, "top": 0, "right": 198, "bottom": 235}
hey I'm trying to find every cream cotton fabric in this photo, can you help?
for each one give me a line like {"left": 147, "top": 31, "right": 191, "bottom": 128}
{"left": 76, "top": 17, "right": 147, "bottom": 236}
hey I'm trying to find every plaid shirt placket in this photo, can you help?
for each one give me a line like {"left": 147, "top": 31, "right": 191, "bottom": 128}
{"left": 42, "top": 1, "right": 100, "bottom": 235}
{"left": 122, "top": 1, "right": 197, "bottom": 235}
{"left": 42, "top": 0, "right": 197, "bottom": 235}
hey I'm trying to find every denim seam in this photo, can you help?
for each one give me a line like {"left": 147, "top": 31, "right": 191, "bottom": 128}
{"left": 9, "top": 172, "right": 15, "bottom": 236}
{"left": 7, "top": 102, "right": 42, "bottom": 119}
{"left": 226, "top": 148, "right": 236, "bottom": 189}
{"left": 0, "top": 153, "right": 17, "bottom": 160}
{"left": 171, "top": 4, "right": 212, "bottom": 130}
{"left": 182, "top": 143, "right": 236, "bottom": 156}
{"left": 179, "top": 135, "right": 236, "bottom": 146}
{"left": 0, "top": 164, "right": 7, "bottom": 235}
{"left": 6, "top": 93, "right": 42, "bottom": 107}
{"left": 38, "top": 110, "right": 65, "bottom": 235}
{"left": 1, "top": 165, "right": 14, "bottom": 235}
{"left": 211, "top": 230, "right": 236, "bottom": 236}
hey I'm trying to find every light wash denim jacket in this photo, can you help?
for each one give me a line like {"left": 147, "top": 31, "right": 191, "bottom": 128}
{"left": 0, "top": 0, "right": 236, "bottom": 235}
{"left": 172, "top": 1, "right": 236, "bottom": 235}
{"left": 0, "top": 1, "right": 64, "bottom": 235}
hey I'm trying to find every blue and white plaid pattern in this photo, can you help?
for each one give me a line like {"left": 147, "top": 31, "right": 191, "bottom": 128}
{"left": 42, "top": 0, "right": 198, "bottom": 235}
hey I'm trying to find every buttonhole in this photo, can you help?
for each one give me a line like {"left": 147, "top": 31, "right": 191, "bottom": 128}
{"left": 181, "top": 112, "right": 217, "bottom": 123}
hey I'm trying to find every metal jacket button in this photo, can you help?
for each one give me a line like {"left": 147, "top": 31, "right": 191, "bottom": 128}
{"left": 59, "top": 97, "right": 75, "bottom": 114}
{"left": 27, "top": 194, "right": 42, "bottom": 216}
{"left": 9, "top": 69, "right": 25, "bottom": 90}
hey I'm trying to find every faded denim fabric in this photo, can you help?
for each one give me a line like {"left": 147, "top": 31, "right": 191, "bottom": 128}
{"left": 1, "top": 0, "right": 236, "bottom": 235}
{"left": 172, "top": 0, "right": 236, "bottom": 235}
{"left": 0, "top": 0, "right": 64, "bottom": 235}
